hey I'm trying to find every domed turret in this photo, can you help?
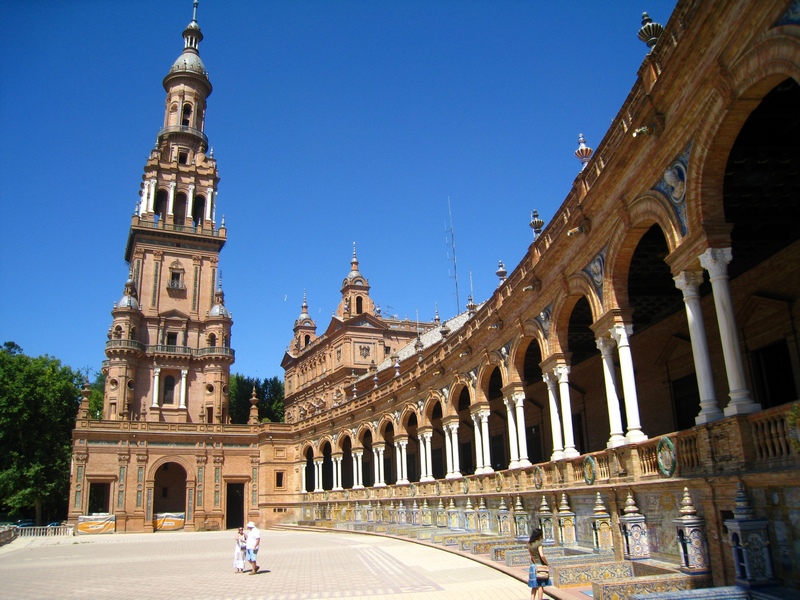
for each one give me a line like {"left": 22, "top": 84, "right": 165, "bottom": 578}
{"left": 117, "top": 274, "right": 140, "bottom": 310}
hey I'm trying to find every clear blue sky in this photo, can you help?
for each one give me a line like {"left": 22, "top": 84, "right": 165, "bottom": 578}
{"left": 0, "top": 1, "right": 676, "bottom": 381}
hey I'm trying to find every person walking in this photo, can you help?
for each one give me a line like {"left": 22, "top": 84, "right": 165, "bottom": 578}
{"left": 233, "top": 527, "right": 247, "bottom": 573}
{"left": 528, "top": 528, "right": 551, "bottom": 600}
{"left": 245, "top": 521, "right": 261, "bottom": 575}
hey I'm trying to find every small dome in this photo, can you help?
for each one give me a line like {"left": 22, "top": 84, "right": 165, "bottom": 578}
{"left": 209, "top": 303, "right": 231, "bottom": 318}
{"left": 171, "top": 51, "right": 207, "bottom": 76}
{"left": 118, "top": 277, "right": 140, "bottom": 310}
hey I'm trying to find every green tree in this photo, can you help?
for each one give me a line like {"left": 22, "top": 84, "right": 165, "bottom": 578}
{"left": 228, "top": 374, "right": 284, "bottom": 424}
{"left": 0, "top": 343, "right": 82, "bottom": 524}
{"left": 88, "top": 371, "right": 105, "bottom": 419}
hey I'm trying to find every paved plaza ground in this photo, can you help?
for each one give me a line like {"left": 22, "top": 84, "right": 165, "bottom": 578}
{"left": 0, "top": 528, "right": 533, "bottom": 600}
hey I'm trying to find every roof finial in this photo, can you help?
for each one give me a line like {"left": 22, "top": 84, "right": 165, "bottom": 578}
{"left": 192, "top": 0, "right": 199, "bottom": 24}
{"left": 575, "top": 133, "right": 594, "bottom": 171}
{"left": 638, "top": 12, "right": 664, "bottom": 50}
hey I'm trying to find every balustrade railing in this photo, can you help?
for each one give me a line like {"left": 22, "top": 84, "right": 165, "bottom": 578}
{"left": 750, "top": 404, "right": 797, "bottom": 461}
{"left": 104, "top": 341, "right": 234, "bottom": 359}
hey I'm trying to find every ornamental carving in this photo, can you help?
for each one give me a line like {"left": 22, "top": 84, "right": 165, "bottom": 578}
{"left": 74, "top": 453, "right": 88, "bottom": 464}
{"left": 118, "top": 454, "right": 131, "bottom": 464}
{"left": 359, "top": 345, "right": 371, "bottom": 359}
{"left": 196, "top": 455, "right": 208, "bottom": 465}
{"left": 213, "top": 455, "right": 224, "bottom": 465}
{"left": 137, "top": 454, "right": 149, "bottom": 464}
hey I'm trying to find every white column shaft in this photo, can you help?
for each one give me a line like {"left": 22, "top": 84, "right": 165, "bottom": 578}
{"left": 179, "top": 369, "right": 188, "bottom": 409}
{"left": 544, "top": 372, "right": 564, "bottom": 460}
{"left": 513, "top": 393, "right": 531, "bottom": 466}
{"left": 611, "top": 325, "right": 647, "bottom": 443}
{"left": 449, "top": 423, "right": 462, "bottom": 476}
{"left": 597, "top": 337, "right": 626, "bottom": 447}
{"left": 151, "top": 368, "right": 161, "bottom": 408}
{"left": 504, "top": 397, "right": 521, "bottom": 468}
{"left": 472, "top": 413, "right": 484, "bottom": 473}
{"left": 480, "top": 411, "right": 493, "bottom": 472}
{"left": 699, "top": 248, "right": 759, "bottom": 415}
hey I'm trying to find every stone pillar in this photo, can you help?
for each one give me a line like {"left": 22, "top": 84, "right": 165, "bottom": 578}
{"left": 471, "top": 412, "right": 485, "bottom": 473}
{"left": 187, "top": 184, "right": 195, "bottom": 223}
{"left": 417, "top": 434, "right": 428, "bottom": 481}
{"left": 673, "top": 487, "right": 711, "bottom": 574}
{"left": 423, "top": 432, "right": 434, "bottom": 482}
{"left": 179, "top": 369, "right": 188, "bottom": 409}
{"left": 513, "top": 391, "right": 532, "bottom": 467}
{"left": 151, "top": 367, "right": 161, "bottom": 408}
{"left": 205, "top": 187, "right": 213, "bottom": 222}
{"left": 555, "top": 366, "right": 579, "bottom": 458}
{"left": 610, "top": 324, "right": 647, "bottom": 443}
{"left": 449, "top": 423, "right": 462, "bottom": 477}
{"left": 504, "top": 397, "right": 521, "bottom": 469}
{"left": 444, "top": 425, "right": 454, "bottom": 478}
{"left": 479, "top": 409, "right": 494, "bottom": 472}
{"left": 314, "top": 459, "right": 323, "bottom": 492}
{"left": 556, "top": 493, "right": 577, "bottom": 546}
{"left": 543, "top": 373, "right": 565, "bottom": 461}
{"left": 538, "top": 495, "right": 556, "bottom": 546}
{"left": 724, "top": 483, "right": 776, "bottom": 587}
{"left": 698, "top": 248, "right": 760, "bottom": 416}
{"left": 619, "top": 492, "right": 650, "bottom": 560}
{"left": 332, "top": 456, "right": 342, "bottom": 491}
{"left": 146, "top": 179, "right": 156, "bottom": 214}
{"left": 397, "top": 440, "right": 409, "bottom": 484}
{"left": 353, "top": 450, "right": 364, "bottom": 489}
{"left": 674, "top": 271, "right": 723, "bottom": 424}
{"left": 596, "top": 336, "right": 626, "bottom": 447}
{"left": 167, "top": 181, "right": 176, "bottom": 217}
{"left": 375, "top": 445, "right": 386, "bottom": 487}
{"left": 589, "top": 493, "right": 614, "bottom": 554}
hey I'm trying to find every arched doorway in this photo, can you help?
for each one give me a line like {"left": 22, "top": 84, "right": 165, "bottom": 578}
{"left": 153, "top": 462, "right": 187, "bottom": 531}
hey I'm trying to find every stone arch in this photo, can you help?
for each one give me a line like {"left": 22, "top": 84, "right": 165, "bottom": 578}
{"left": 355, "top": 422, "right": 376, "bottom": 446}
{"left": 691, "top": 36, "right": 800, "bottom": 230}
{"left": 606, "top": 196, "right": 683, "bottom": 310}
{"left": 550, "top": 277, "right": 602, "bottom": 356}
{"left": 511, "top": 328, "right": 547, "bottom": 384}
{"left": 422, "top": 390, "right": 445, "bottom": 424}
{"left": 335, "top": 429, "right": 355, "bottom": 451}
{"left": 146, "top": 455, "right": 194, "bottom": 483}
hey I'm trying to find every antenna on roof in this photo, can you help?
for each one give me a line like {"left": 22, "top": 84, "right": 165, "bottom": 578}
{"left": 447, "top": 196, "right": 461, "bottom": 314}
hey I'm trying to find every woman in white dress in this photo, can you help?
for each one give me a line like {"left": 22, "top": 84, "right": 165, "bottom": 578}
{"left": 233, "top": 527, "right": 247, "bottom": 573}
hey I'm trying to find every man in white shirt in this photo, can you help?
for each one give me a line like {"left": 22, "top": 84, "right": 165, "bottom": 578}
{"left": 245, "top": 521, "right": 261, "bottom": 574}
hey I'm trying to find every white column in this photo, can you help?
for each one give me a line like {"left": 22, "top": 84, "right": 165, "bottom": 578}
{"left": 376, "top": 446, "right": 386, "bottom": 486}
{"left": 417, "top": 434, "right": 428, "bottom": 481}
{"left": 471, "top": 412, "right": 485, "bottom": 473}
{"left": 187, "top": 184, "right": 195, "bottom": 223}
{"left": 179, "top": 369, "right": 188, "bottom": 409}
{"left": 423, "top": 432, "right": 434, "bottom": 481}
{"left": 480, "top": 409, "right": 494, "bottom": 472}
{"left": 596, "top": 337, "right": 626, "bottom": 447}
{"left": 543, "top": 373, "right": 564, "bottom": 461}
{"left": 314, "top": 459, "right": 323, "bottom": 492}
{"left": 151, "top": 367, "right": 161, "bottom": 408}
{"left": 138, "top": 187, "right": 146, "bottom": 216}
{"left": 205, "top": 187, "right": 214, "bottom": 222}
{"left": 333, "top": 456, "right": 342, "bottom": 491}
{"left": 610, "top": 324, "right": 647, "bottom": 443}
{"left": 674, "top": 271, "right": 723, "bottom": 424}
{"left": 146, "top": 179, "right": 156, "bottom": 214}
{"left": 555, "top": 366, "right": 580, "bottom": 458}
{"left": 513, "top": 392, "right": 532, "bottom": 467}
{"left": 449, "top": 423, "right": 462, "bottom": 477}
{"left": 353, "top": 451, "right": 364, "bottom": 489}
{"left": 167, "top": 181, "right": 176, "bottom": 217}
{"left": 444, "top": 425, "right": 453, "bottom": 478}
{"left": 398, "top": 440, "right": 409, "bottom": 484}
{"left": 699, "top": 248, "right": 760, "bottom": 416}
{"left": 503, "top": 397, "right": 521, "bottom": 468}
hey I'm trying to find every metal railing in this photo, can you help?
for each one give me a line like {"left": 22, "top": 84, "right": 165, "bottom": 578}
{"left": 104, "top": 340, "right": 234, "bottom": 359}
{"left": 156, "top": 125, "right": 208, "bottom": 146}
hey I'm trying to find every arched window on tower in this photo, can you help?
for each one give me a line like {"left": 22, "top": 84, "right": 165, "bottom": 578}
{"left": 181, "top": 103, "right": 193, "bottom": 127}
{"left": 192, "top": 195, "right": 206, "bottom": 226}
{"left": 208, "top": 333, "right": 217, "bottom": 347}
{"left": 356, "top": 296, "right": 363, "bottom": 314}
{"left": 304, "top": 334, "right": 311, "bottom": 346}
{"left": 162, "top": 375, "right": 176, "bottom": 405}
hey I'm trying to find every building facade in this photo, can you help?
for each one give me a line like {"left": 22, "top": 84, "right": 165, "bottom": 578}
{"left": 71, "top": 0, "right": 800, "bottom": 590}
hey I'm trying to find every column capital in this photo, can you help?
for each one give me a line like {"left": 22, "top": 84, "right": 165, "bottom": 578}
{"left": 169, "top": 181, "right": 177, "bottom": 190}
{"left": 610, "top": 323, "right": 633, "bottom": 346}
{"left": 673, "top": 270, "right": 704, "bottom": 295}
{"left": 698, "top": 247, "right": 732, "bottom": 279}
{"left": 554, "top": 364, "right": 570, "bottom": 383}
{"left": 596, "top": 335, "right": 616, "bottom": 355}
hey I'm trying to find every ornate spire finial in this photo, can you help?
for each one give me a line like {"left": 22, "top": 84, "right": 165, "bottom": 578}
{"left": 529, "top": 210, "right": 544, "bottom": 240}
{"left": 575, "top": 133, "right": 594, "bottom": 171}
{"left": 496, "top": 260, "right": 507, "bottom": 283}
{"left": 638, "top": 12, "right": 664, "bottom": 50}
{"left": 192, "top": 0, "right": 199, "bottom": 23}
{"left": 679, "top": 487, "right": 698, "bottom": 516}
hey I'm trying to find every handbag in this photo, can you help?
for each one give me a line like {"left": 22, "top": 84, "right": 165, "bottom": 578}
{"left": 535, "top": 564, "right": 550, "bottom": 579}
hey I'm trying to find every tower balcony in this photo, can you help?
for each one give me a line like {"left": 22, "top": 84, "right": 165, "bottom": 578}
{"left": 156, "top": 125, "right": 208, "bottom": 149}
{"left": 105, "top": 339, "right": 146, "bottom": 354}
